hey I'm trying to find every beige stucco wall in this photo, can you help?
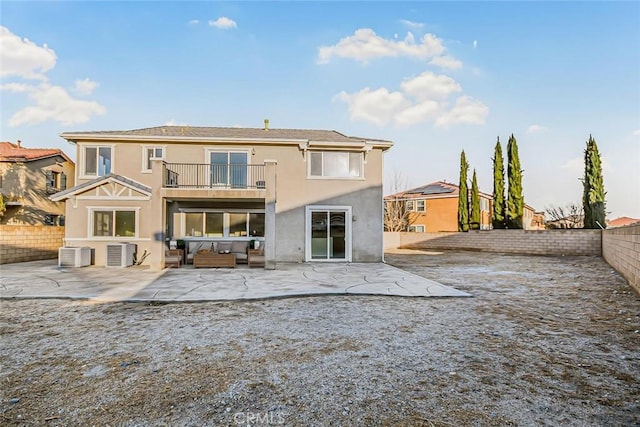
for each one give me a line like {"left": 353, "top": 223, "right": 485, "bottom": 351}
{"left": 0, "top": 157, "right": 74, "bottom": 225}
{"left": 67, "top": 139, "right": 386, "bottom": 265}
{"left": 62, "top": 193, "right": 154, "bottom": 267}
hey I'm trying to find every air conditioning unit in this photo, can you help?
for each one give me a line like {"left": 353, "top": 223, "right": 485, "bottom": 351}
{"left": 58, "top": 247, "right": 92, "bottom": 267}
{"left": 105, "top": 243, "right": 136, "bottom": 267}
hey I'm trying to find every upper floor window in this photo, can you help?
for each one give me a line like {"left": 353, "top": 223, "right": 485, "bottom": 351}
{"left": 45, "top": 170, "right": 66, "bottom": 194}
{"left": 308, "top": 151, "right": 362, "bottom": 179}
{"left": 143, "top": 147, "right": 164, "bottom": 172}
{"left": 406, "top": 200, "right": 414, "bottom": 211}
{"left": 480, "top": 198, "right": 490, "bottom": 212}
{"left": 415, "top": 200, "right": 425, "bottom": 212}
{"left": 84, "top": 146, "right": 112, "bottom": 177}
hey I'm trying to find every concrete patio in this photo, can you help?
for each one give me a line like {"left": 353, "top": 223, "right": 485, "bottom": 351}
{"left": 0, "top": 260, "right": 470, "bottom": 302}
{"left": 0, "top": 260, "right": 469, "bottom": 302}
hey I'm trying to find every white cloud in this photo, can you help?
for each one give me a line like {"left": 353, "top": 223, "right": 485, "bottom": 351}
{"left": 1, "top": 26, "right": 105, "bottom": 127}
{"left": 317, "top": 28, "right": 445, "bottom": 64}
{"left": 473, "top": 40, "right": 478, "bottom": 49}
{"left": 336, "top": 87, "right": 409, "bottom": 126}
{"left": 633, "top": 129, "right": 640, "bottom": 136}
{"left": 336, "top": 72, "right": 488, "bottom": 128}
{"left": 188, "top": 19, "right": 200, "bottom": 26}
{"left": 400, "top": 19, "right": 425, "bottom": 31}
{"left": 562, "top": 156, "right": 583, "bottom": 173}
{"left": 429, "top": 55, "right": 463, "bottom": 70}
{"left": 394, "top": 100, "right": 441, "bottom": 127}
{"left": 434, "top": 96, "right": 489, "bottom": 128}
{"left": 563, "top": 155, "right": 612, "bottom": 174}
{"left": 0, "top": 82, "right": 32, "bottom": 93}
{"left": 4, "top": 83, "right": 105, "bottom": 127}
{"left": 209, "top": 17, "right": 237, "bottom": 29}
{"left": 400, "top": 71, "right": 461, "bottom": 100}
{"left": 526, "top": 124, "right": 547, "bottom": 134}
{"left": 164, "top": 119, "right": 189, "bottom": 126}
{"left": 0, "top": 26, "right": 56, "bottom": 80}
{"left": 74, "top": 78, "right": 98, "bottom": 95}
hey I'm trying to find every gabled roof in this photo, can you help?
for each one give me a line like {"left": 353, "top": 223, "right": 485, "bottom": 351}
{"left": 404, "top": 181, "right": 459, "bottom": 196}
{"left": 386, "top": 181, "right": 461, "bottom": 199}
{"left": 0, "top": 141, "right": 73, "bottom": 163}
{"left": 59, "top": 126, "right": 393, "bottom": 149}
{"left": 385, "top": 180, "right": 494, "bottom": 200}
{"left": 50, "top": 173, "right": 151, "bottom": 201}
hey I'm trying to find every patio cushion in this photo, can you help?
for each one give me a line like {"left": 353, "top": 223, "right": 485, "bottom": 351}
{"left": 231, "top": 241, "right": 248, "bottom": 254}
{"left": 217, "top": 241, "right": 232, "bottom": 252}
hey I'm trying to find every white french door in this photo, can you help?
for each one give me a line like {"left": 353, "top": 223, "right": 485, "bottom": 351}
{"left": 305, "top": 206, "right": 352, "bottom": 262}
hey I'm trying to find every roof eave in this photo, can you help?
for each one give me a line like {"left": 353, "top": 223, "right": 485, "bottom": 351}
{"left": 60, "top": 132, "right": 394, "bottom": 149}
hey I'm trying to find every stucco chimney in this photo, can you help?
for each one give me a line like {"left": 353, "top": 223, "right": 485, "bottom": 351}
{"left": 264, "top": 119, "right": 269, "bottom": 131}
{"left": 17, "top": 140, "right": 21, "bottom": 148}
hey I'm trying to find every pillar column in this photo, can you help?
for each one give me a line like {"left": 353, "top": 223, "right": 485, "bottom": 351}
{"left": 264, "top": 160, "right": 277, "bottom": 270}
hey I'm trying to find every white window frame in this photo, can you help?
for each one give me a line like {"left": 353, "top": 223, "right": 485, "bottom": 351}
{"left": 205, "top": 148, "right": 250, "bottom": 187}
{"left": 307, "top": 151, "right": 364, "bottom": 180}
{"left": 87, "top": 206, "right": 140, "bottom": 239}
{"left": 415, "top": 200, "right": 425, "bottom": 212}
{"left": 180, "top": 209, "right": 265, "bottom": 238}
{"left": 141, "top": 146, "right": 166, "bottom": 173}
{"left": 409, "top": 225, "right": 425, "bottom": 232}
{"left": 80, "top": 144, "right": 115, "bottom": 179}
{"left": 406, "top": 200, "right": 415, "bottom": 211}
{"left": 305, "top": 205, "right": 352, "bottom": 262}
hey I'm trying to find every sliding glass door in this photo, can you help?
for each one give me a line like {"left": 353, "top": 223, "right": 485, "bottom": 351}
{"left": 210, "top": 151, "right": 248, "bottom": 188}
{"left": 306, "top": 206, "right": 351, "bottom": 261}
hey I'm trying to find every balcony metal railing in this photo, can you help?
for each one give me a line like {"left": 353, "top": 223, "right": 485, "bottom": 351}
{"left": 163, "top": 163, "right": 266, "bottom": 189}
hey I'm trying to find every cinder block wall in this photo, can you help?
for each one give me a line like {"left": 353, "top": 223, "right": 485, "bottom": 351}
{"left": 0, "top": 225, "right": 65, "bottom": 264}
{"left": 385, "top": 229, "right": 602, "bottom": 256}
{"left": 602, "top": 224, "right": 640, "bottom": 294}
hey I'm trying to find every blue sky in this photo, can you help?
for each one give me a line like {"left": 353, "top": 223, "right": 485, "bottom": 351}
{"left": 2, "top": 1, "right": 639, "bottom": 218}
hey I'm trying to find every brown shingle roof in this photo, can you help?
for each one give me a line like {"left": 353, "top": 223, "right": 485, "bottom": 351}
{"left": 0, "top": 141, "right": 72, "bottom": 163}
{"left": 60, "top": 125, "right": 392, "bottom": 144}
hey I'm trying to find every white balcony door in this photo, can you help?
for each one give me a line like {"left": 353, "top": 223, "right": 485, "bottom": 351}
{"left": 305, "top": 206, "right": 352, "bottom": 262}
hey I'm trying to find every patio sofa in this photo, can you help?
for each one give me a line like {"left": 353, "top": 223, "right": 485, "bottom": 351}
{"left": 186, "top": 241, "right": 250, "bottom": 265}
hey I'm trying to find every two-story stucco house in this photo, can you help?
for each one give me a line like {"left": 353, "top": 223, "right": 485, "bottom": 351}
{"left": 51, "top": 123, "right": 393, "bottom": 270}
{"left": 1, "top": 141, "right": 75, "bottom": 225}
{"left": 385, "top": 181, "right": 494, "bottom": 232}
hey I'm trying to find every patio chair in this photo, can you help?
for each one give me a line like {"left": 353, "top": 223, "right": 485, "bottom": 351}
{"left": 165, "top": 249, "right": 183, "bottom": 268}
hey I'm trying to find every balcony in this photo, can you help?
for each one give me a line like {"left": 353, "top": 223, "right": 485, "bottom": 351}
{"left": 163, "top": 163, "right": 266, "bottom": 189}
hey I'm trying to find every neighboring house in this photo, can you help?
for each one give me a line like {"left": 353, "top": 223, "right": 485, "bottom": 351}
{"left": 0, "top": 141, "right": 74, "bottom": 225}
{"left": 384, "top": 181, "right": 493, "bottom": 232}
{"left": 523, "top": 205, "right": 546, "bottom": 230}
{"left": 51, "top": 124, "right": 393, "bottom": 269}
{"left": 546, "top": 214, "right": 584, "bottom": 229}
{"left": 607, "top": 217, "right": 640, "bottom": 228}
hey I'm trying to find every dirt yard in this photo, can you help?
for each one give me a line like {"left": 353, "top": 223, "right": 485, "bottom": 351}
{"left": 1, "top": 251, "right": 639, "bottom": 426}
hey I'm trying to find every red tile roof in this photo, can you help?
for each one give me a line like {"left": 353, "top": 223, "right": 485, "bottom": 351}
{"left": 607, "top": 217, "right": 640, "bottom": 228}
{"left": 0, "top": 141, "right": 72, "bottom": 163}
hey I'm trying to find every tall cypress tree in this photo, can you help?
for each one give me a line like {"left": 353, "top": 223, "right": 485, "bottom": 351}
{"left": 583, "top": 135, "right": 606, "bottom": 228}
{"left": 470, "top": 169, "right": 481, "bottom": 230}
{"left": 492, "top": 137, "right": 505, "bottom": 229}
{"left": 506, "top": 134, "right": 524, "bottom": 229}
{"left": 458, "top": 150, "right": 469, "bottom": 232}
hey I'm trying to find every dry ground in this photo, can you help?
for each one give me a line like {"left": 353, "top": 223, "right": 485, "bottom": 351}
{"left": 1, "top": 251, "right": 639, "bottom": 426}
